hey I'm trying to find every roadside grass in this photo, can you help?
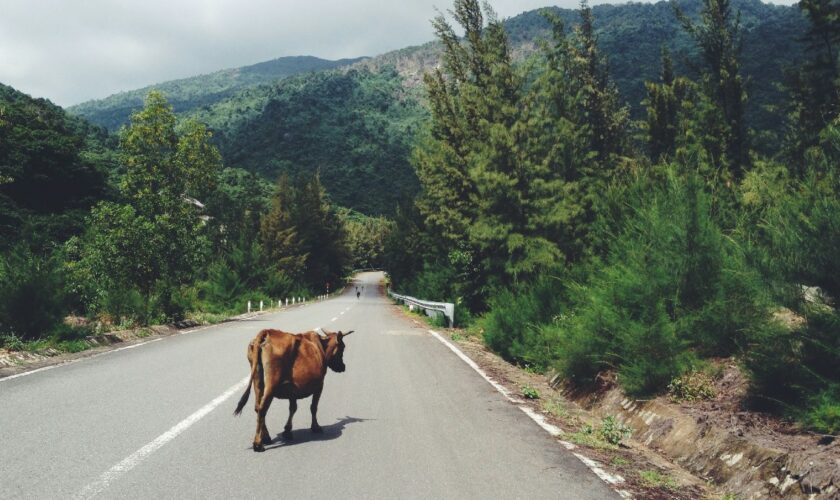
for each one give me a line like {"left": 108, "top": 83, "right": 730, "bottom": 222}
{"left": 568, "top": 416, "right": 633, "bottom": 449}
{"left": 521, "top": 384, "right": 540, "bottom": 399}
{"left": 638, "top": 469, "right": 679, "bottom": 491}
{"left": 541, "top": 398, "right": 570, "bottom": 419}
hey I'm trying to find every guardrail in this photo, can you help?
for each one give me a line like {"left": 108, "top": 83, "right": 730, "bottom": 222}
{"left": 388, "top": 289, "right": 455, "bottom": 327}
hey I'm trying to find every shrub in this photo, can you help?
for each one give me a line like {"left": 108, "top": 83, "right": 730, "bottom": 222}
{"left": 0, "top": 246, "right": 68, "bottom": 340}
{"left": 599, "top": 416, "right": 633, "bottom": 445}
{"left": 521, "top": 385, "right": 540, "bottom": 399}
{"left": 548, "top": 171, "right": 763, "bottom": 396}
{"left": 482, "top": 274, "right": 567, "bottom": 369}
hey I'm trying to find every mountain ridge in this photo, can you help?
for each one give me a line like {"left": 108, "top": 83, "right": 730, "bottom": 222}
{"left": 68, "top": 55, "right": 367, "bottom": 130}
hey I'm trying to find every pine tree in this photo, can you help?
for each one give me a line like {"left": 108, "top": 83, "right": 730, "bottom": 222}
{"left": 415, "top": 0, "right": 566, "bottom": 309}
{"left": 259, "top": 174, "right": 306, "bottom": 283}
{"left": 782, "top": 0, "right": 840, "bottom": 173}
{"left": 290, "top": 173, "right": 349, "bottom": 292}
{"left": 573, "top": 1, "right": 629, "bottom": 163}
{"left": 676, "top": 0, "right": 750, "bottom": 179}
{"left": 644, "top": 48, "right": 689, "bottom": 163}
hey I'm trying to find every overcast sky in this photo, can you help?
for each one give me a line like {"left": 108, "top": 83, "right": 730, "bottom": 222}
{"left": 0, "top": 0, "right": 797, "bottom": 107}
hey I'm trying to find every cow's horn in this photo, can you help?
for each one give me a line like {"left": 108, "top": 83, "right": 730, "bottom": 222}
{"left": 342, "top": 330, "right": 354, "bottom": 336}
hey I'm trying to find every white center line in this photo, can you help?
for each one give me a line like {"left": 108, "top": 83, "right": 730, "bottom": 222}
{"left": 74, "top": 376, "right": 249, "bottom": 499}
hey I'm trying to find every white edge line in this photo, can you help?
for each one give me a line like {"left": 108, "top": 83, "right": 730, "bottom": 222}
{"left": 74, "top": 376, "right": 249, "bottom": 500}
{"left": 427, "top": 329, "right": 630, "bottom": 497}
{"left": 0, "top": 338, "right": 164, "bottom": 383}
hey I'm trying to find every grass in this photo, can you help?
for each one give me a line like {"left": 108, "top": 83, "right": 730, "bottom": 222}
{"left": 521, "top": 384, "right": 540, "bottom": 399}
{"left": 568, "top": 424, "right": 616, "bottom": 450}
{"left": 541, "top": 398, "right": 570, "bottom": 419}
{"left": 450, "top": 332, "right": 464, "bottom": 342}
{"left": 668, "top": 367, "right": 718, "bottom": 402}
{"left": 638, "top": 470, "right": 679, "bottom": 490}
{"left": 610, "top": 455, "right": 630, "bottom": 467}
{"left": 567, "top": 416, "right": 633, "bottom": 449}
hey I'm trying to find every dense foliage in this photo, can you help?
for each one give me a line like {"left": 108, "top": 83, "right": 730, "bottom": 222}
{"left": 69, "top": 56, "right": 365, "bottom": 131}
{"left": 1, "top": 90, "right": 356, "bottom": 345}
{"left": 385, "top": 0, "right": 840, "bottom": 434}
{"left": 192, "top": 68, "right": 427, "bottom": 216}
{"left": 68, "top": 0, "right": 805, "bottom": 221}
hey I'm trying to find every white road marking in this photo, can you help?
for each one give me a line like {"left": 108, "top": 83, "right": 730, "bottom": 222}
{"left": 427, "top": 329, "right": 630, "bottom": 497}
{"left": 74, "top": 376, "right": 249, "bottom": 499}
{"left": 331, "top": 317, "right": 338, "bottom": 322}
{"left": 0, "top": 338, "right": 164, "bottom": 383}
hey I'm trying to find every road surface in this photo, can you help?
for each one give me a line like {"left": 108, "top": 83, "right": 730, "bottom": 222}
{"left": 0, "top": 272, "right": 616, "bottom": 499}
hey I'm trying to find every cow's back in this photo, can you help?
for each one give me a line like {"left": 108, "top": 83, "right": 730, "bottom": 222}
{"left": 255, "top": 329, "right": 327, "bottom": 400}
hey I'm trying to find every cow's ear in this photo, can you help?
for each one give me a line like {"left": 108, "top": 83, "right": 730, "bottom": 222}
{"left": 341, "top": 330, "right": 354, "bottom": 337}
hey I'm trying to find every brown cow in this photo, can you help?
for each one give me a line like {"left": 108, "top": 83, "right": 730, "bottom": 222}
{"left": 233, "top": 328, "right": 353, "bottom": 452}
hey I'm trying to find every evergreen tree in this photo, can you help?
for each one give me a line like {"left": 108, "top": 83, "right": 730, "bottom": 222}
{"left": 259, "top": 174, "right": 306, "bottom": 283}
{"left": 644, "top": 48, "right": 689, "bottom": 163}
{"left": 415, "top": 0, "right": 566, "bottom": 309}
{"left": 573, "top": 1, "right": 630, "bottom": 163}
{"left": 676, "top": 0, "right": 750, "bottom": 179}
{"left": 782, "top": 0, "right": 840, "bottom": 173}
{"left": 290, "top": 173, "right": 349, "bottom": 292}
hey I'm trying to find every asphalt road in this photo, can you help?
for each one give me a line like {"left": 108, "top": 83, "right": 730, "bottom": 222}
{"left": 0, "top": 272, "right": 616, "bottom": 499}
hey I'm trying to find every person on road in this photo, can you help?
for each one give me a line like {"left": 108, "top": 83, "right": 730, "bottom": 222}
{"left": 357, "top": 291, "right": 361, "bottom": 299}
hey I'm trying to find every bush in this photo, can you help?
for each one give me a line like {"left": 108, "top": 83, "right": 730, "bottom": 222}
{"left": 548, "top": 171, "right": 763, "bottom": 396}
{"left": 0, "top": 246, "right": 68, "bottom": 340}
{"left": 482, "top": 274, "right": 567, "bottom": 369}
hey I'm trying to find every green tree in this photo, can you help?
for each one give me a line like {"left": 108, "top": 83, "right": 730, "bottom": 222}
{"left": 68, "top": 92, "right": 220, "bottom": 320}
{"left": 675, "top": 0, "right": 750, "bottom": 178}
{"left": 290, "top": 173, "right": 349, "bottom": 292}
{"left": 259, "top": 174, "right": 306, "bottom": 284}
{"left": 782, "top": 0, "right": 840, "bottom": 172}
{"left": 416, "top": 0, "right": 568, "bottom": 309}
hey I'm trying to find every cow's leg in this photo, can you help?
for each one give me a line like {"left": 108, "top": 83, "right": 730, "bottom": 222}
{"left": 282, "top": 398, "right": 297, "bottom": 440}
{"left": 253, "top": 391, "right": 274, "bottom": 452}
{"left": 253, "top": 363, "right": 277, "bottom": 452}
{"left": 310, "top": 388, "right": 323, "bottom": 433}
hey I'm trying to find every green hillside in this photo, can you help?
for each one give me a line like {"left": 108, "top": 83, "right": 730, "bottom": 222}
{"left": 66, "top": 0, "right": 806, "bottom": 218}
{"left": 68, "top": 55, "right": 366, "bottom": 131}
{"left": 189, "top": 68, "right": 427, "bottom": 216}
{"left": 0, "top": 84, "right": 114, "bottom": 249}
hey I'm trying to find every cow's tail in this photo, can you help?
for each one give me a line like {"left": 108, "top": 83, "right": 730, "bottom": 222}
{"left": 234, "top": 330, "right": 268, "bottom": 416}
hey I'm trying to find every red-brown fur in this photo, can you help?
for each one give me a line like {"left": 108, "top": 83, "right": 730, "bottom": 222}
{"left": 233, "top": 328, "right": 352, "bottom": 452}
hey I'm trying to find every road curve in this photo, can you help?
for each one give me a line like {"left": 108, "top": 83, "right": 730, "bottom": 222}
{"left": 0, "top": 272, "right": 617, "bottom": 499}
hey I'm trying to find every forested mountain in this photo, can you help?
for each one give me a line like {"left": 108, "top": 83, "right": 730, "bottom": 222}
{"left": 66, "top": 0, "right": 806, "bottom": 220}
{"left": 359, "top": 0, "right": 806, "bottom": 136}
{"left": 0, "top": 83, "right": 115, "bottom": 249}
{"left": 186, "top": 68, "right": 427, "bottom": 216}
{"left": 68, "top": 55, "right": 366, "bottom": 131}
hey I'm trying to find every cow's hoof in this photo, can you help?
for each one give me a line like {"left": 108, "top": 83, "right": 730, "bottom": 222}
{"left": 311, "top": 425, "right": 323, "bottom": 434}
{"left": 281, "top": 430, "right": 293, "bottom": 440}
{"left": 253, "top": 443, "right": 265, "bottom": 452}
{"left": 261, "top": 434, "right": 273, "bottom": 445}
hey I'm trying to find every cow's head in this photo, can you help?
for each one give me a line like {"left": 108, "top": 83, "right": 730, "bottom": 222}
{"left": 321, "top": 330, "right": 353, "bottom": 372}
